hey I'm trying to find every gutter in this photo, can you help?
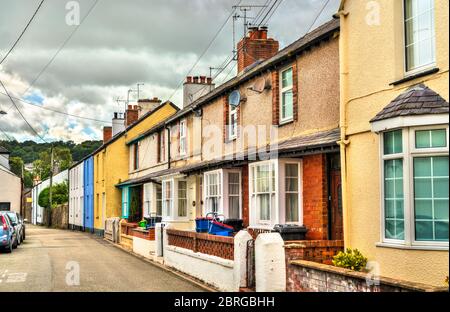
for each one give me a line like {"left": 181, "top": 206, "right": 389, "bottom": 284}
{"left": 335, "top": 8, "right": 351, "bottom": 249}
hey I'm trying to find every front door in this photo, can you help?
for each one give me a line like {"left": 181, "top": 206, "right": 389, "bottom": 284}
{"left": 330, "top": 169, "right": 343, "bottom": 240}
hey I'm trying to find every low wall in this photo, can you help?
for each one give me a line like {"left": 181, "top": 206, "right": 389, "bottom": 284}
{"left": 133, "top": 236, "right": 156, "bottom": 259}
{"left": 164, "top": 245, "right": 235, "bottom": 291}
{"left": 167, "top": 229, "right": 234, "bottom": 260}
{"left": 285, "top": 240, "right": 344, "bottom": 265}
{"left": 288, "top": 260, "right": 449, "bottom": 292}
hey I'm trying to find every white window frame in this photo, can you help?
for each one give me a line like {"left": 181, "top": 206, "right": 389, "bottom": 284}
{"left": 162, "top": 179, "right": 173, "bottom": 220}
{"left": 226, "top": 170, "right": 242, "bottom": 219}
{"left": 179, "top": 119, "right": 187, "bottom": 157}
{"left": 229, "top": 104, "right": 238, "bottom": 140}
{"left": 204, "top": 170, "right": 223, "bottom": 215}
{"left": 403, "top": 0, "right": 436, "bottom": 75}
{"left": 284, "top": 162, "right": 302, "bottom": 225}
{"left": 379, "top": 124, "right": 449, "bottom": 249}
{"left": 177, "top": 180, "right": 188, "bottom": 218}
{"left": 279, "top": 66, "right": 294, "bottom": 124}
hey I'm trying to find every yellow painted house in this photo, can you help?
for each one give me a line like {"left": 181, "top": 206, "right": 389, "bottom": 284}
{"left": 337, "top": 0, "right": 449, "bottom": 286}
{"left": 93, "top": 101, "right": 179, "bottom": 233}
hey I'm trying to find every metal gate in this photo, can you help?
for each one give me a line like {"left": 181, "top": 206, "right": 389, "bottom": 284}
{"left": 246, "top": 239, "right": 255, "bottom": 289}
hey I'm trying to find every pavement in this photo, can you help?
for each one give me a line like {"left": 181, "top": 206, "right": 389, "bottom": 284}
{"left": 0, "top": 225, "right": 206, "bottom": 292}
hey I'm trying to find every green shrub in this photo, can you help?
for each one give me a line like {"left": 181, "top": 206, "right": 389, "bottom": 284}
{"left": 38, "top": 181, "right": 69, "bottom": 209}
{"left": 332, "top": 248, "right": 368, "bottom": 272}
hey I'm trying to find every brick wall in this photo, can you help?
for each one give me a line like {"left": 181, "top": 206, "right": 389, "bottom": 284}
{"left": 285, "top": 240, "right": 344, "bottom": 265}
{"left": 242, "top": 165, "right": 249, "bottom": 227}
{"left": 302, "top": 154, "right": 328, "bottom": 240}
{"left": 121, "top": 221, "right": 138, "bottom": 236}
{"left": 167, "top": 229, "right": 234, "bottom": 260}
{"left": 287, "top": 260, "right": 448, "bottom": 292}
{"left": 131, "top": 228, "right": 155, "bottom": 241}
{"left": 237, "top": 36, "right": 279, "bottom": 73}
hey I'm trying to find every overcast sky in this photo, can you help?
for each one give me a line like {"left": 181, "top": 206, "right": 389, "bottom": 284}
{"left": 0, "top": 0, "right": 339, "bottom": 143}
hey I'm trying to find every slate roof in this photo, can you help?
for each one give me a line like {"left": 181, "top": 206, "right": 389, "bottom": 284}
{"left": 0, "top": 146, "right": 10, "bottom": 154}
{"left": 371, "top": 84, "right": 449, "bottom": 123}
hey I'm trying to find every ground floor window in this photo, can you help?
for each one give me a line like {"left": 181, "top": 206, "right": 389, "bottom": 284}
{"left": 162, "top": 180, "right": 173, "bottom": 219}
{"left": 249, "top": 159, "right": 302, "bottom": 228}
{"left": 161, "top": 178, "right": 189, "bottom": 221}
{"left": 178, "top": 180, "right": 187, "bottom": 217}
{"left": 380, "top": 125, "right": 449, "bottom": 246}
{"left": 0, "top": 202, "right": 11, "bottom": 211}
{"left": 204, "top": 171, "right": 222, "bottom": 214}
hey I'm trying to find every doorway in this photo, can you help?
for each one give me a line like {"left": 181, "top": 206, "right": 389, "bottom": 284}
{"left": 328, "top": 153, "right": 343, "bottom": 240}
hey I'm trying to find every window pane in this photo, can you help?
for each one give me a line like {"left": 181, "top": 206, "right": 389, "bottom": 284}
{"left": 416, "top": 221, "right": 434, "bottom": 241}
{"left": 415, "top": 178, "right": 432, "bottom": 198}
{"left": 415, "top": 130, "right": 431, "bottom": 148}
{"left": 229, "top": 196, "right": 240, "bottom": 219}
{"left": 384, "top": 159, "right": 404, "bottom": 240}
{"left": 435, "top": 222, "right": 449, "bottom": 241}
{"left": 431, "top": 130, "right": 447, "bottom": 148}
{"left": 258, "top": 194, "right": 270, "bottom": 221}
{"left": 415, "top": 200, "right": 433, "bottom": 219}
{"left": 282, "top": 91, "right": 293, "bottom": 120}
{"left": 282, "top": 68, "right": 293, "bottom": 88}
{"left": 286, "top": 193, "right": 299, "bottom": 223}
{"left": 435, "top": 200, "right": 449, "bottom": 220}
{"left": 433, "top": 156, "right": 449, "bottom": 176}
{"left": 384, "top": 130, "right": 403, "bottom": 155}
{"left": 414, "top": 157, "right": 431, "bottom": 177}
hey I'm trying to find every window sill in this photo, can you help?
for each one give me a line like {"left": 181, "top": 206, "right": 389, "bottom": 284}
{"left": 390, "top": 67, "right": 440, "bottom": 86}
{"left": 278, "top": 119, "right": 294, "bottom": 127}
{"left": 376, "top": 242, "right": 448, "bottom": 251}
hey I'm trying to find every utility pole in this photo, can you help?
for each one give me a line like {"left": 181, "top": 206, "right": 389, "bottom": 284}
{"left": 48, "top": 145, "right": 54, "bottom": 228}
{"left": 136, "top": 83, "right": 144, "bottom": 101}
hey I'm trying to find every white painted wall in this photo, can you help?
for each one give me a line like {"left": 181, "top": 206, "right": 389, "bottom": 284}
{"left": 0, "top": 165, "right": 22, "bottom": 213}
{"left": 31, "top": 170, "right": 68, "bottom": 225}
{"left": 133, "top": 236, "right": 156, "bottom": 259}
{"left": 69, "top": 163, "right": 84, "bottom": 228}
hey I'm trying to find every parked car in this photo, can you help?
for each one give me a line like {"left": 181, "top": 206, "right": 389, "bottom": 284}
{"left": 4, "top": 212, "right": 24, "bottom": 245}
{"left": 0, "top": 213, "right": 17, "bottom": 253}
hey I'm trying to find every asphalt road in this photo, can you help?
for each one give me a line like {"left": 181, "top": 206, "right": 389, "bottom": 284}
{"left": 0, "top": 225, "right": 205, "bottom": 292}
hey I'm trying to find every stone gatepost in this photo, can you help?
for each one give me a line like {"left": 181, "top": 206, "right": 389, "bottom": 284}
{"left": 233, "top": 230, "right": 253, "bottom": 291}
{"left": 255, "top": 233, "right": 286, "bottom": 292}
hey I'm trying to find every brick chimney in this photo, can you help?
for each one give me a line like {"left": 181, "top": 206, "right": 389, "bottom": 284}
{"left": 183, "top": 76, "right": 215, "bottom": 108}
{"left": 125, "top": 105, "right": 139, "bottom": 126}
{"left": 237, "top": 26, "right": 279, "bottom": 73}
{"left": 103, "top": 126, "right": 112, "bottom": 143}
{"left": 138, "top": 97, "right": 162, "bottom": 118}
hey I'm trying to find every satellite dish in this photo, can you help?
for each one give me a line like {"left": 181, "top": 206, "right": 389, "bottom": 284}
{"left": 252, "top": 77, "right": 266, "bottom": 93}
{"left": 229, "top": 90, "right": 241, "bottom": 107}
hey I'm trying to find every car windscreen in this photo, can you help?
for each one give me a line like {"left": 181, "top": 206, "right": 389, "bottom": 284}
{"left": 6, "top": 212, "right": 17, "bottom": 223}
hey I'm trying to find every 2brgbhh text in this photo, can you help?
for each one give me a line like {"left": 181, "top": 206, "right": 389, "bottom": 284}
{"left": 174, "top": 296, "right": 276, "bottom": 310}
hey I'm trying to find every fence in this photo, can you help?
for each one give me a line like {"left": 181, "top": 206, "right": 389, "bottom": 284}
{"left": 166, "top": 229, "right": 234, "bottom": 260}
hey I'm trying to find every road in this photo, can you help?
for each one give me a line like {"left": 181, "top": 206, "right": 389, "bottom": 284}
{"left": 0, "top": 225, "right": 205, "bottom": 292}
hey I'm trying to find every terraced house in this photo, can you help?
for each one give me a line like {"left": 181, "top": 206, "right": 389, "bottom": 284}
{"left": 117, "top": 19, "right": 342, "bottom": 243}
{"left": 337, "top": 0, "right": 449, "bottom": 286}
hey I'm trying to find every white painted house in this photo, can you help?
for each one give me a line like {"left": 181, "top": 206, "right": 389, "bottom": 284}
{"left": 0, "top": 146, "right": 22, "bottom": 214}
{"left": 31, "top": 170, "right": 68, "bottom": 225}
{"left": 69, "top": 162, "right": 84, "bottom": 230}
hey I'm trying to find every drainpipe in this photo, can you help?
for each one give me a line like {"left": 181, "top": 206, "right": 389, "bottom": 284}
{"left": 336, "top": 7, "right": 351, "bottom": 248}
{"left": 166, "top": 126, "right": 171, "bottom": 169}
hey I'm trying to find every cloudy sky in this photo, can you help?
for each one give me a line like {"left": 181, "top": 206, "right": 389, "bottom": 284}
{"left": 0, "top": 0, "right": 339, "bottom": 143}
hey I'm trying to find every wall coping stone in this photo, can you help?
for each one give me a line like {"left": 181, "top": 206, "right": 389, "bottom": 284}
{"left": 290, "top": 260, "right": 449, "bottom": 292}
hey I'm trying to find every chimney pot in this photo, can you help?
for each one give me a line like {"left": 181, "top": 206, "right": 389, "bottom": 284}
{"left": 200, "top": 76, "right": 206, "bottom": 83}
{"left": 193, "top": 76, "right": 199, "bottom": 83}
{"left": 128, "top": 105, "right": 132, "bottom": 110}
{"left": 207, "top": 77, "right": 212, "bottom": 84}
{"left": 187, "top": 76, "right": 193, "bottom": 83}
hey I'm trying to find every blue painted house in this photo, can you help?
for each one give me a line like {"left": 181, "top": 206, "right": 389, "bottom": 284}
{"left": 84, "top": 156, "right": 94, "bottom": 232}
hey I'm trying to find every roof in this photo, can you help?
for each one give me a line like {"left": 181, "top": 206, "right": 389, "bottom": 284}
{"left": 0, "top": 163, "right": 20, "bottom": 179}
{"left": 0, "top": 146, "right": 10, "bottom": 154}
{"left": 165, "top": 19, "right": 340, "bottom": 125}
{"left": 116, "top": 128, "right": 340, "bottom": 188}
{"left": 69, "top": 101, "right": 179, "bottom": 170}
{"left": 370, "top": 84, "right": 449, "bottom": 123}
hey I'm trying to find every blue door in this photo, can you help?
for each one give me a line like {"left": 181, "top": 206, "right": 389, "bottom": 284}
{"left": 84, "top": 157, "right": 94, "bottom": 232}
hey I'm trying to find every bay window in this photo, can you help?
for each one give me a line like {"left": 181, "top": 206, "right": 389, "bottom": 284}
{"left": 381, "top": 126, "right": 449, "bottom": 246}
{"left": 161, "top": 178, "right": 189, "bottom": 221}
{"left": 280, "top": 67, "right": 294, "bottom": 123}
{"left": 404, "top": 0, "right": 435, "bottom": 73}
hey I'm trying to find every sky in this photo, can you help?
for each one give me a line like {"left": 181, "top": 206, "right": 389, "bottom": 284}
{"left": 0, "top": 0, "right": 339, "bottom": 143}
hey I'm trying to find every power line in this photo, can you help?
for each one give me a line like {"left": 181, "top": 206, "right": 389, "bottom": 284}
{"left": 305, "top": 0, "right": 331, "bottom": 34}
{"left": 0, "top": 127, "right": 14, "bottom": 141}
{"left": 168, "top": 0, "right": 243, "bottom": 102}
{"left": 0, "top": 91, "right": 111, "bottom": 124}
{"left": 0, "top": 0, "right": 45, "bottom": 65}
{"left": 257, "top": 0, "right": 279, "bottom": 27}
{"left": 21, "top": 0, "right": 100, "bottom": 97}
{"left": 0, "top": 79, "right": 47, "bottom": 143}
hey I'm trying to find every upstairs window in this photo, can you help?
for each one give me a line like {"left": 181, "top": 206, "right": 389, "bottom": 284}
{"left": 179, "top": 120, "right": 187, "bottom": 156}
{"left": 229, "top": 104, "right": 238, "bottom": 140}
{"left": 133, "top": 143, "right": 139, "bottom": 170}
{"left": 280, "top": 67, "right": 294, "bottom": 123}
{"left": 404, "top": 0, "right": 435, "bottom": 72}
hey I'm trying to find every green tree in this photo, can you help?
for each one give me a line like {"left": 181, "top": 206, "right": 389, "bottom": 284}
{"left": 9, "top": 156, "right": 24, "bottom": 177}
{"left": 32, "top": 147, "right": 73, "bottom": 180}
{"left": 38, "top": 181, "right": 69, "bottom": 209}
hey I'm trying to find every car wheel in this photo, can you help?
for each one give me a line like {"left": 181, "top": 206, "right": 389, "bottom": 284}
{"left": 17, "top": 235, "right": 21, "bottom": 245}
{"left": 13, "top": 237, "right": 18, "bottom": 249}
{"left": 6, "top": 241, "right": 12, "bottom": 253}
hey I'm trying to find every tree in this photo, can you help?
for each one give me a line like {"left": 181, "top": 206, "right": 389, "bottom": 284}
{"left": 38, "top": 181, "right": 69, "bottom": 209}
{"left": 9, "top": 157, "right": 24, "bottom": 177}
{"left": 32, "top": 147, "right": 73, "bottom": 180}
